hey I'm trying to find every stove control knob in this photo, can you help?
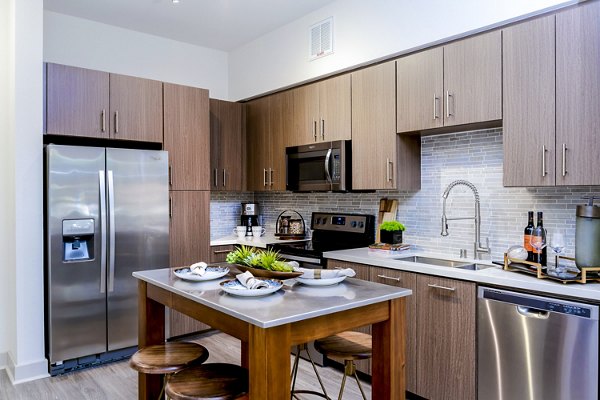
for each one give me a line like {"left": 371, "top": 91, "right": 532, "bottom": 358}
{"left": 359, "top": 222, "right": 364, "bottom": 228}
{"left": 351, "top": 221, "right": 357, "bottom": 228}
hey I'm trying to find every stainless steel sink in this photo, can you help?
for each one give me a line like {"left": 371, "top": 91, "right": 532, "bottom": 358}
{"left": 394, "top": 255, "right": 493, "bottom": 271}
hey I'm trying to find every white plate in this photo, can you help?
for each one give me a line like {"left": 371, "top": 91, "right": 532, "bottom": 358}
{"left": 174, "top": 266, "right": 229, "bottom": 282}
{"left": 296, "top": 275, "right": 347, "bottom": 286}
{"left": 220, "top": 278, "right": 283, "bottom": 297}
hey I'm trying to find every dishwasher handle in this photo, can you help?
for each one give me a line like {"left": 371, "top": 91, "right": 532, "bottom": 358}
{"left": 516, "top": 306, "right": 549, "bottom": 319}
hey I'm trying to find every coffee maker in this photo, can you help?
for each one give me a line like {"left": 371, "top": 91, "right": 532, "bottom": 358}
{"left": 241, "top": 202, "right": 260, "bottom": 236}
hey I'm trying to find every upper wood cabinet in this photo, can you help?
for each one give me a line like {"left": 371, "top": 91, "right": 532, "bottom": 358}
{"left": 396, "top": 31, "right": 502, "bottom": 133}
{"left": 163, "top": 83, "right": 210, "bottom": 191}
{"left": 503, "top": 15, "right": 556, "bottom": 187}
{"left": 46, "top": 63, "right": 163, "bottom": 143}
{"left": 210, "top": 99, "right": 245, "bottom": 191}
{"left": 287, "top": 74, "right": 351, "bottom": 146}
{"left": 556, "top": 1, "right": 600, "bottom": 186}
{"left": 246, "top": 93, "right": 287, "bottom": 192}
{"left": 352, "top": 61, "right": 420, "bottom": 190}
{"left": 416, "top": 275, "right": 476, "bottom": 400}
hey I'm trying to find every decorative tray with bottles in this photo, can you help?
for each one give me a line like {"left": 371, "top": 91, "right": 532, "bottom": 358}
{"left": 503, "top": 253, "right": 600, "bottom": 284}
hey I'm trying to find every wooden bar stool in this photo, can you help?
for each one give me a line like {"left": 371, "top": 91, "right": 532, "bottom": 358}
{"left": 314, "top": 331, "right": 372, "bottom": 400}
{"left": 165, "top": 363, "right": 248, "bottom": 400}
{"left": 129, "top": 342, "right": 210, "bottom": 400}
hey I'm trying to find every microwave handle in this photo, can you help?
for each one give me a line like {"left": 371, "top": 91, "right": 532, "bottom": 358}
{"left": 324, "top": 148, "right": 333, "bottom": 183}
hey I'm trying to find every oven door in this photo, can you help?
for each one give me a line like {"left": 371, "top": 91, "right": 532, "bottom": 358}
{"left": 277, "top": 252, "right": 324, "bottom": 269}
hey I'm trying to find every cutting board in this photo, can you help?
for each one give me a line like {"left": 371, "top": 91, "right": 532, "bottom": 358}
{"left": 376, "top": 198, "right": 398, "bottom": 242}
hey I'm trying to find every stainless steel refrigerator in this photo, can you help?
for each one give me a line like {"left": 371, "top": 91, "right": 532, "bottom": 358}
{"left": 45, "top": 144, "right": 169, "bottom": 375}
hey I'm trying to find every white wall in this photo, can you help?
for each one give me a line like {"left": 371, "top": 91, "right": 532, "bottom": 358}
{"left": 1, "top": 0, "right": 48, "bottom": 384}
{"left": 44, "top": 11, "right": 230, "bottom": 100}
{"left": 229, "top": 0, "right": 574, "bottom": 100}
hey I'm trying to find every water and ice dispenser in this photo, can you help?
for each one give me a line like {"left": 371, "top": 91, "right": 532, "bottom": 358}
{"left": 62, "top": 219, "right": 95, "bottom": 261}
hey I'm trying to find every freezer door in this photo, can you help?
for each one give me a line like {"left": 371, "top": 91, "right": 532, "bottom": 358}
{"left": 46, "top": 145, "right": 107, "bottom": 363}
{"left": 106, "top": 148, "right": 169, "bottom": 350}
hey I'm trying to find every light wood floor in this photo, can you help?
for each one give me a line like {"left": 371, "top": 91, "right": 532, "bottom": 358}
{"left": 0, "top": 331, "right": 372, "bottom": 399}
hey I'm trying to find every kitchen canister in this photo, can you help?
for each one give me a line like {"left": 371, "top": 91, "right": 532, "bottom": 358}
{"left": 575, "top": 196, "right": 600, "bottom": 268}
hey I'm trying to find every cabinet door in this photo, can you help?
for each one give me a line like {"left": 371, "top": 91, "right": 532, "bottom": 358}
{"left": 269, "top": 92, "right": 288, "bottom": 191}
{"left": 46, "top": 63, "right": 110, "bottom": 138}
{"left": 318, "top": 74, "right": 352, "bottom": 142}
{"left": 556, "top": 1, "right": 600, "bottom": 186}
{"left": 416, "top": 275, "right": 476, "bottom": 400}
{"left": 503, "top": 16, "right": 556, "bottom": 187}
{"left": 210, "top": 99, "right": 244, "bottom": 191}
{"left": 288, "top": 85, "right": 319, "bottom": 146}
{"left": 109, "top": 74, "right": 163, "bottom": 143}
{"left": 168, "top": 190, "right": 211, "bottom": 337}
{"left": 352, "top": 61, "right": 399, "bottom": 190}
{"left": 444, "top": 31, "right": 502, "bottom": 127}
{"left": 370, "top": 267, "right": 417, "bottom": 394}
{"left": 164, "top": 83, "right": 210, "bottom": 191}
{"left": 246, "top": 97, "right": 270, "bottom": 191}
{"left": 210, "top": 245, "right": 234, "bottom": 263}
{"left": 396, "top": 47, "right": 444, "bottom": 133}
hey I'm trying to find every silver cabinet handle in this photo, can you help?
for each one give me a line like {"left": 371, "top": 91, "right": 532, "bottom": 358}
{"left": 433, "top": 95, "right": 439, "bottom": 120}
{"left": 222, "top": 169, "right": 226, "bottom": 187}
{"left": 542, "top": 145, "right": 547, "bottom": 177}
{"left": 263, "top": 168, "right": 267, "bottom": 187}
{"left": 446, "top": 91, "right": 453, "bottom": 118}
{"left": 213, "top": 168, "right": 218, "bottom": 188}
{"left": 377, "top": 274, "right": 401, "bottom": 282}
{"left": 428, "top": 283, "right": 456, "bottom": 292}
{"left": 269, "top": 168, "right": 274, "bottom": 187}
{"left": 98, "top": 171, "right": 107, "bottom": 294}
{"left": 313, "top": 120, "right": 317, "bottom": 141}
{"left": 169, "top": 195, "right": 172, "bottom": 218}
{"left": 114, "top": 111, "right": 119, "bottom": 134}
{"left": 101, "top": 109, "right": 106, "bottom": 132}
{"left": 562, "top": 143, "right": 567, "bottom": 177}
{"left": 321, "top": 119, "right": 325, "bottom": 140}
{"left": 107, "top": 170, "right": 116, "bottom": 293}
{"left": 169, "top": 165, "right": 173, "bottom": 186}
{"left": 386, "top": 158, "right": 393, "bottom": 182}
{"left": 212, "top": 249, "right": 231, "bottom": 254}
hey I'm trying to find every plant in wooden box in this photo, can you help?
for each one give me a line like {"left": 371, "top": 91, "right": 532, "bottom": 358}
{"left": 379, "top": 221, "right": 405, "bottom": 245}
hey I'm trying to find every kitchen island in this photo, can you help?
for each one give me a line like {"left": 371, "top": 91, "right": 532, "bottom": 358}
{"left": 133, "top": 268, "right": 412, "bottom": 399}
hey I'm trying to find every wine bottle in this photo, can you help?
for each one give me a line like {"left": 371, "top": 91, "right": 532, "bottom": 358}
{"left": 523, "top": 211, "right": 535, "bottom": 261}
{"left": 532, "top": 211, "right": 547, "bottom": 266}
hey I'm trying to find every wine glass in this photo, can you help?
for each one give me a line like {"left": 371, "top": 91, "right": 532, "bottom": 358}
{"left": 549, "top": 231, "right": 566, "bottom": 274}
{"left": 529, "top": 228, "right": 547, "bottom": 265}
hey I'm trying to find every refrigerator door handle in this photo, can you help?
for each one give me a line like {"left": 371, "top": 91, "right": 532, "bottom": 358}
{"left": 107, "top": 170, "right": 116, "bottom": 293}
{"left": 99, "top": 170, "right": 107, "bottom": 294}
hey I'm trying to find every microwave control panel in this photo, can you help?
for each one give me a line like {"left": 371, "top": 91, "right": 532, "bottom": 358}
{"left": 331, "top": 154, "right": 341, "bottom": 182}
{"left": 312, "top": 213, "right": 370, "bottom": 233}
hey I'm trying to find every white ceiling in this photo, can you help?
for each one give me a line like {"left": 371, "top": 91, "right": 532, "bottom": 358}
{"left": 43, "top": 0, "right": 338, "bottom": 51}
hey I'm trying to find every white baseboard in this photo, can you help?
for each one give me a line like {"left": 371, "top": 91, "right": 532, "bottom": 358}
{"left": 5, "top": 352, "right": 49, "bottom": 384}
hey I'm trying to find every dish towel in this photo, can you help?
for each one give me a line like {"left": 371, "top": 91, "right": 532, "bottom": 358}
{"left": 293, "top": 267, "right": 356, "bottom": 279}
{"left": 236, "top": 271, "right": 269, "bottom": 289}
{"left": 190, "top": 261, "right": 208, "bottom": 276}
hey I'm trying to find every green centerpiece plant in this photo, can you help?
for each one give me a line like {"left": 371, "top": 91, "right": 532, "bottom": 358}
{"left": 379, "top": 220, "right": 406, "bottom": 245}
{"left": 225, "top": 245, "right": 294, "bottom": 272}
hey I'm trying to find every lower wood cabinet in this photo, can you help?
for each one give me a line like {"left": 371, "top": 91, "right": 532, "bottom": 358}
{"left": 168, "top": 190, "right": 212, "bottom": 337}
{"left": 328, "top": 259, "right": 476, "bottom": 399}
{"left": 210, "top": 245, "right": 234, "bottom": 263}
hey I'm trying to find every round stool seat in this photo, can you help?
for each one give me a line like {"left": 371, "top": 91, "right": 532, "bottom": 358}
{"left": 314, "top": 331, "right": 372, "bottom": 361}
{"left": 166, "top": 363, "right": 248, "bottom": 400}
{"left": 129, "top": 342, "right": 209, "bottom": 375}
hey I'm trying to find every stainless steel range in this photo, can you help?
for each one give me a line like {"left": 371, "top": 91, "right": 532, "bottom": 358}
{"left": 269, "top": 212, "right": 375, "bottom": 268}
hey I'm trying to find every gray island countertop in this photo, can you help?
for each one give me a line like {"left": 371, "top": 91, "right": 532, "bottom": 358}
{"left": 133, "top": 268, "right": 412, "bottom": 328}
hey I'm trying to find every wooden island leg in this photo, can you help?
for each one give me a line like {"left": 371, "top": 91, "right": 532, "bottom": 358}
{"left": 138, "top": 281, "right": 165, "bottom": 400}
{"left": 372, "top": 297, "right": 406, "bottom": 400}
{"left": 247, "top": 324, "right": 291, "bottom": 399}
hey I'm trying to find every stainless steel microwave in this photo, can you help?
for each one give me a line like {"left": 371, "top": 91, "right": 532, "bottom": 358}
{"left": 286, "top": 140, "right": 351, "bottom": 192}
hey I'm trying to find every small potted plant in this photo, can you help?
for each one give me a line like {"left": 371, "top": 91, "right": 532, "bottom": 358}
{"left": 379, "top": 221, "right": 406, "bottom": 245}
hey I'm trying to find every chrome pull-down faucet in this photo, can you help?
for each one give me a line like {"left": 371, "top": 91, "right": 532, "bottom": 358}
{"left": 441, "top": 179, "right": 490, "bottom": 260}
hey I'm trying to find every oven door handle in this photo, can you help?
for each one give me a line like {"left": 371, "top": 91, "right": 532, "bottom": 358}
{"left": 279, "top": 253, "right": 322, "bottom": 264}
{"left": 324, "top": 148, "right": 333, "bottom": 184}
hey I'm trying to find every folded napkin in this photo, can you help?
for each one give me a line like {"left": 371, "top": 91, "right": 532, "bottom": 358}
{"left": 293, "top": 267, "right": 356, "bottom": 279}
{"left": 189, "top": 261, "right": 208, "bottom": 276}
{"left": 236, "top": 271, "right": 269, "bottom": 289}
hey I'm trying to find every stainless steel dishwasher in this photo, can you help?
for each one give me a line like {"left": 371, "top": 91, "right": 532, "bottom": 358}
{"left": 478, "top": 287, "right": 599, "bottom": 400}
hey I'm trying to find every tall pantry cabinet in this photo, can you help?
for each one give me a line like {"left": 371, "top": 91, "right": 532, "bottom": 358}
{"left": 163, "top": 83, "right": 212, "bottom": 337}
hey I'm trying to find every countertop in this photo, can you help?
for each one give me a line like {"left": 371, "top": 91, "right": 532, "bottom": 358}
{"left": 210, "top": 233, "right": 309, "bottom": 249}
{"left": 323, "top": 248, "right": 600, "bottom": 302}
{"left": 133, "top": 268, "right": 412, "bottom": 328}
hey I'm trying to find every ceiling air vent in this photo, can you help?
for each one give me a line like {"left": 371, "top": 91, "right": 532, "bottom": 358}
{"left": 310, "top": 17, "right": 333, "bottom": 60}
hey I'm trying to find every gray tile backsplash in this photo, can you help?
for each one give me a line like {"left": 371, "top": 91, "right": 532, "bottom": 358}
{"left": 211, "top": 128, "right": 598, "bottom": 262}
